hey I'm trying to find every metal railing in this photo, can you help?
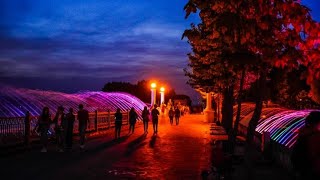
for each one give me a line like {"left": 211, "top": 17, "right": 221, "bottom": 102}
{"left": 0, "top": 110, "right": 130, "bottom": 147}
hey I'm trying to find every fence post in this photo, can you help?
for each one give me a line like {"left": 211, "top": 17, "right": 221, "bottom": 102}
{"left": 107, "top": 110, "right": 111, "bottom": 129}
{"left": 95, "top": 110, "right": 98, "bottom": 132}
{"left": 24, "top": 111, "right": 31, "bottom": 146}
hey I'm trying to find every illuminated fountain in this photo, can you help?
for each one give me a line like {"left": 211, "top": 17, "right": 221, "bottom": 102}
{"left": 0, "top": 87, "right": 146, "bottom": 117}
{"left": 232, "top": 102, "right": 256, "bottom": 121}
{"left": 255, "top": 109, "right": 318, "bottom": 148}
{"left": 233, "top": 103, "right": 320, "bottom": 148}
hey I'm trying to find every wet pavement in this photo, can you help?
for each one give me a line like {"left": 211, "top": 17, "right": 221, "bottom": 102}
{"left": 0, "top": 114, "right": 212, "bottom": 180}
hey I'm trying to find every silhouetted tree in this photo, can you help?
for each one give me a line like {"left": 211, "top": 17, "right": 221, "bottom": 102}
{"left": 102, "top": 80, "right": 176, "bottom": 104}
{"left": 173, "top": 94, "right": 192, "bottom": 107}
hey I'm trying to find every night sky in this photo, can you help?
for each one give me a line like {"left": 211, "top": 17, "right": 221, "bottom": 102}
{"left": 0, "top": 0, "right": 319, "bottom": 102}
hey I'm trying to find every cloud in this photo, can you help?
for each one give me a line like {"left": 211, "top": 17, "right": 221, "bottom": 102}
{"left": 0, "top": 0, "right": 202, "bottom": 100}
{"left": 132, "top": 21, "right": 183, "bottom": 38}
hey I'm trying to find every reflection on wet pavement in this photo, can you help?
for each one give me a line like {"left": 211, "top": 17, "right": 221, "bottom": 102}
{"left": 1, "top": 114, "right": 211, "bottom": 180}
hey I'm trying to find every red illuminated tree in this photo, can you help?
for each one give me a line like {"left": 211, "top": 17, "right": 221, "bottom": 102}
{"left": 183, "top": 0, "right": 320, "bottom": 147}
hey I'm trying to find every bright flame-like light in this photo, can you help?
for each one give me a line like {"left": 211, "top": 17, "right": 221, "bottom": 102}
{"left": 151, "top": 83, "right": 157, "bottom": 89}
{"left": 160, "top": 87, "right": 165, "bottom": 92}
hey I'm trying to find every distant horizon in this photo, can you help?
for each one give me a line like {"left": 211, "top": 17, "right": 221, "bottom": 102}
{"left": 0, "top": 80, "right": 202, "bottom": 105}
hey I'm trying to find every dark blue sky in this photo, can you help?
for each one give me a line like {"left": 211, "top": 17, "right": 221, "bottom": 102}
{"left": 0, "top": 0, "right": 319, "bottom": 102}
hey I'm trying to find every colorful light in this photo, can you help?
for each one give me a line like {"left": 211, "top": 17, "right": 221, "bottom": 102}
{"left": 232, "top": 103, "right": 320, "bottom": 148}
{"left": 0, "top": 87, "right": 147, "bottom": 117}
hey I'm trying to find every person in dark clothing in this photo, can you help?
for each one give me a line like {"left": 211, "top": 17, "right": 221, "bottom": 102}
{"left": 142, "top": 106, "right": 150, "bottom": 133}
{"left": 151, "top": 104, "right": 160, "bottom": 134}
{"left": 168, "top": 107, "right": 174, "bottom": 125}
{"left": 129, "top": 107, "right": 138, "bottom": 134}
{"left": 174, "top": 107, "right": 181, "bottom": 125}
{"left": 65, "top": 108, "right": 75, "bottom": 150}
{"left": 114, "top": 108, "right": 122, "bottom": 139}
{"left": 77, "top": 104, "right": 89, "bottom": 150}
{"left": 291, "top": 111, "right": 320, "bottom": 180}
{"left": 38, "top": 107, "right": 51, "bottom": 152}
{"left": 53, "top": 106, "right": 66, "bottom": 152}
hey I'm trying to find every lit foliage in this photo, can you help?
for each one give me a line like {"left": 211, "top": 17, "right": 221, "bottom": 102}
{"left": 183, "top": 0, "right": 320, "bottom": 94}
{"left": 183, "top": 0, "right": 320, "bottom": 143}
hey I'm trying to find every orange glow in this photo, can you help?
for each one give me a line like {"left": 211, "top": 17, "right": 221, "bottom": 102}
{"left": 160, "top": 87, "right": 165, "bottom": 92}
{"left": 151, "top": 83, "right": 157, "bottom": 89}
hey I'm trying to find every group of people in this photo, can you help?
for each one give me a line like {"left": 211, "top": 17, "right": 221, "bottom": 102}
{"left": 113, "top": 107, "right": 140, "bottom": 139}
{"left": 36, "top": 104, "right": 186, "bottom": 151}
{"left": 114, "top": 104, "right": 160, "bottom": 139}
{"left": 36, "top": 104, "right": 89, "bottom": 152}
{"left": 114, "top": 104, "right": 185, "bottom": 139}
{"left": 168, "top": 107, "right": 181, "bottom": 125}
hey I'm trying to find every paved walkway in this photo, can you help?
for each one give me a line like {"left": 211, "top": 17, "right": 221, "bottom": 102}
{"left": 1, "top": 114, "right": 212, "bottom": 180}
{"left": 0, "top": 114, "right": 293, "bottom": 180}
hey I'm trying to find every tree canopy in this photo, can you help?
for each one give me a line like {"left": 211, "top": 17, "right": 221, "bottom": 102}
{"left": 183, "top": 0, "right": 320, "bottom": 145}
{"left": 183, "top": 0, "right": 320, "bottom": 92}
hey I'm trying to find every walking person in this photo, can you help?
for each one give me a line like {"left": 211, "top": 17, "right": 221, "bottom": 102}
{"left": 151, "top": 104, "right": 160, "bottom": 134}
{"left": 175, "top": 107, "right": 181, "bottom": 125}
{"left": 142, "top": 106, "right": 150, "bottom": 133}
{"left": 65, "top": 108, "right": 75, "bottom": 151}
{"left": 114, "top": 108, "right": 122, "bottom": 139}
{"left": 77, "top": 104, "right": 89, "bottom": 150}
{"left": 128, "top": 107, "right": 138, "bottom": 134}
{"left": 38, "top": 107, "right": 51, "bottom": 152}
{"left": 53, "top": 106, "right": 66, "bottom": 152}
{"left": 168, "top": 107, "right": 174, "bottom": 125}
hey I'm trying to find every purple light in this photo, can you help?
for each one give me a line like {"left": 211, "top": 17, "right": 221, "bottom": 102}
{"left": 0, "top": 87, "right": 147, "bottom": 117}
{"left": 233, "top": 103, "right": 320, "bottom": 148}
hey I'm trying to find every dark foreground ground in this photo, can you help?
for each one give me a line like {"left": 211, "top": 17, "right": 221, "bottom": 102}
{"left": 0, "top": 114, "right": 292, "bottom": 180}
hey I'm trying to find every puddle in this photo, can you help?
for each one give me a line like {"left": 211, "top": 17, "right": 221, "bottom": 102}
{"left": 107, "top": 169, "right": 147, "bottom": 177}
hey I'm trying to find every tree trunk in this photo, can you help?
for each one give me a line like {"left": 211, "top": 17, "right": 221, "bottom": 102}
{"left": 230, "top": 68, "right": 246, "bottom": 153}
{"left": 221, "top": 85, "right": 234, "bottom": 153}
{"left": 246, "top": 69, "right": 267, "bottom": 145}
{"left": 244, "top": 69, "right": 267, "bottom": 180}
{"left": 222, "top": 85, "right": 234, "bottom": 134}
{"left": 233, "top": 68, "right": 246, "bottom": 136}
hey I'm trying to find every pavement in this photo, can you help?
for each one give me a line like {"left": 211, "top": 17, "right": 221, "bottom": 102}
{"left": 0, "top": 114, "right": 212, "bottom": 180}
{"left": 0, "top": 114, "right": 293, "bottom": 180}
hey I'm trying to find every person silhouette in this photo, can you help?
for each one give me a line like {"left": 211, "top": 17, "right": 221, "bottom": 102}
{"left": 174, "top": 107, "right": 181, "bottom": 125}
{"left": 142, "top": 106, "right": 150, "bottom": 133}
{"left": 291, "top": 111, "right": 320, "bottom": 179}
{"left": 53, "top": 106, "right": 66, "bottom": 152}
{"left": 65, "top": 108, "right": 75, "bottom": 151}
{"left": 77, "top": 104, "right": 89, "bottom": 150}
{"left": 168, "top": 107, "right": 174, "bottom": 125}
{"left": 151, "top": 104, "right": 160, "bottom": 134}
{"left": 114, "top": 108, "right": 123, "bottom": 139}
{"left": 129, "top": 107, "right": 138, "bottom": 134}
{"left": 38, "top": 107, "right": 51, "bottom": 152}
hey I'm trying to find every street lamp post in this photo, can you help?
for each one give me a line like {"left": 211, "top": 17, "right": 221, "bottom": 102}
{"left": 151, "top": 83, "right": 157, "bottom": 106}
{"left": 160, "top": 87, "right": 165, "bottom": 104}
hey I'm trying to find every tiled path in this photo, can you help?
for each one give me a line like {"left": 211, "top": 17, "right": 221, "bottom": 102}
{"left": 1, "top": 114, "right": 212, "bottom": 180}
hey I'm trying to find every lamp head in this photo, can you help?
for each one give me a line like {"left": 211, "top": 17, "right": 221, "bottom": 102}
{"left": 151, "top": 83, "right": 157, "bottom": 89}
